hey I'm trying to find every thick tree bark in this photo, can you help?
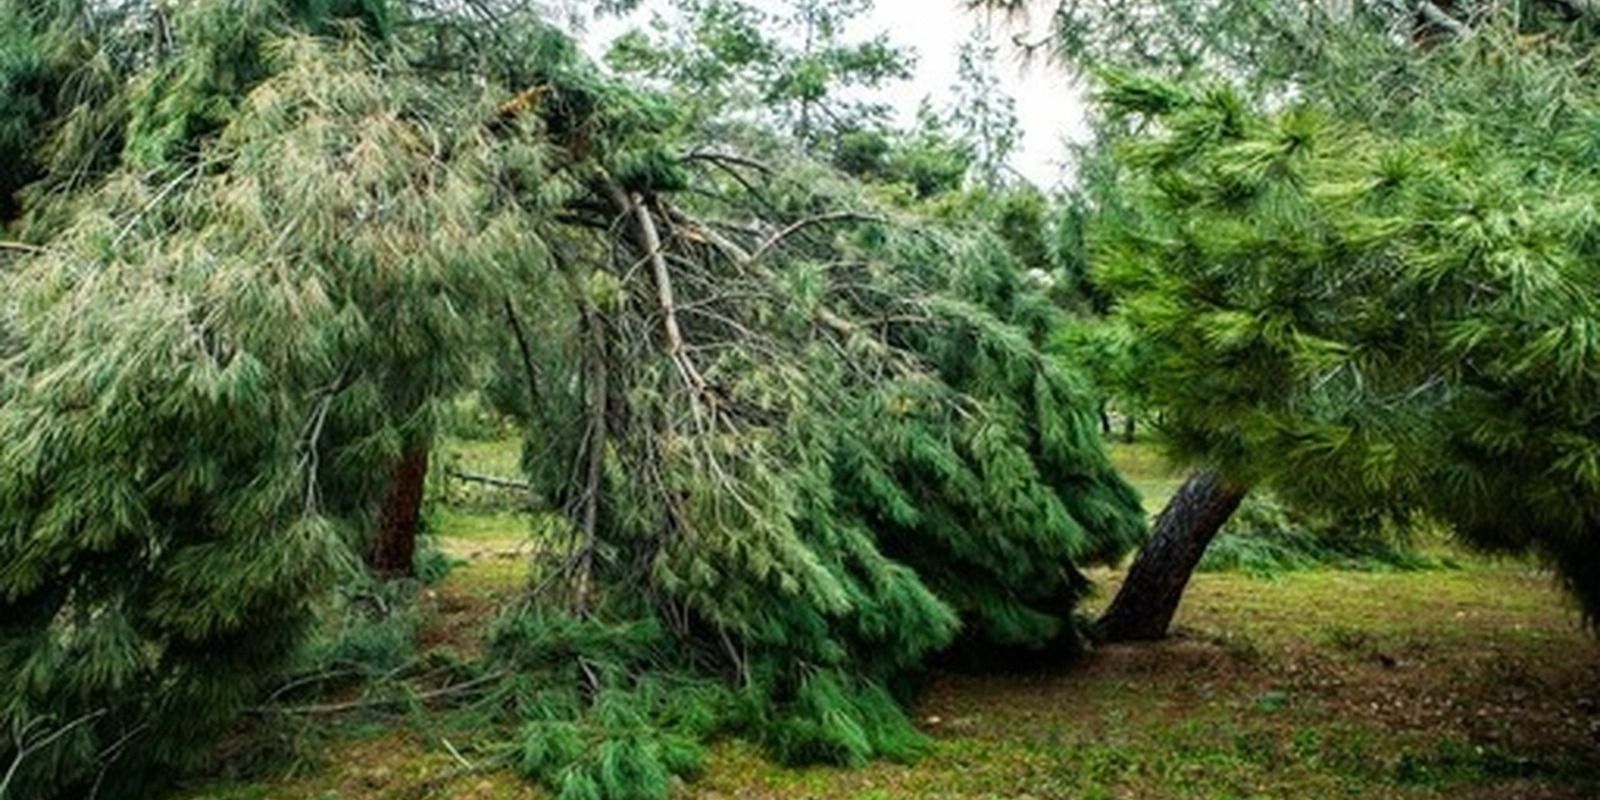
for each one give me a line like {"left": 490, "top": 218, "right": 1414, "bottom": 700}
{"left": 369, "top": 443, "right": 430, "bottom": 578}
{"left": 1094, "top": 469, "right": 1248, "bottom": 642}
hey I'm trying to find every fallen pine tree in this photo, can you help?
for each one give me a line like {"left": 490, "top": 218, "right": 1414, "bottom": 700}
{"left": 0, "top": 4, "right": 1145, "bottom": 798}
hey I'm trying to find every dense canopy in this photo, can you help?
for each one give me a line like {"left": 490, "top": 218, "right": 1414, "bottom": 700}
{"left": 1093, "top": 37, "right": 1600, "bottom": 615}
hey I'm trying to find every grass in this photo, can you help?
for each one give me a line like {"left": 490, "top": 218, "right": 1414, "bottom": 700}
{"left": 1106, "top": 440, "right": 1186, "bottom": 516}
{"left": 176, "top": 438, "right": 1600, "bottom": 799}
{"left": 440, "top": 437, "right": 523, "bottom": 479}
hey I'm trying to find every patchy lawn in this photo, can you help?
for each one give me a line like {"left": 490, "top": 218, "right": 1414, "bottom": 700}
{"left": 182, "top": 553, "right": 1600, "bottom": 799}
{"left": 1107, "top": 440, "right": 1186, "bottom": 517}
{"left": 178, "top": 439, "right": 1600, "bottom": 800}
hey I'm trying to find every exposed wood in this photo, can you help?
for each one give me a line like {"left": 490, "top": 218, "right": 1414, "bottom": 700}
{"left": 598, "top": 180, "right": 712, "bottom": 400}
{"left": 1416, "top": 0, "right": 1471, "bottom": 37}
{"left": 662, "top": 206, "right": 895, "bottom": 359}
{"left": 258, "top": 670, "right": 510, "bottom": 716}
{"left": 0, "top": 241, "right": 48, "bottom": 255}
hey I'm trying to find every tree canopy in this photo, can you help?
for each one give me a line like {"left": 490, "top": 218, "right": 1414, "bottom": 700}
{"left": 1092, "top": 26, "right": 1600, "bottom": 615}
{"left": 0, "top": 3, "right": 1144, "bottom": 798}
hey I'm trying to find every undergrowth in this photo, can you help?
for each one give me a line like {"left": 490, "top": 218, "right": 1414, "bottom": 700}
{"left": 1200, "top": 494, "right": 1454, "bottom": 577}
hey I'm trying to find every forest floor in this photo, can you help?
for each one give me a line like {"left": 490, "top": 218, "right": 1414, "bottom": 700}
{"left": 182, "top": 441, "right": 1600, "bottom": 800}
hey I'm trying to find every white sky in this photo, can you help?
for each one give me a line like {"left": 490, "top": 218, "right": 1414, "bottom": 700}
{"left": 584, "top": 0, "right": 1089, "bottom": 187}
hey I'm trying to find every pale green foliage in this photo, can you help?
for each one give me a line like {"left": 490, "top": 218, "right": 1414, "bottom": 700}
{"left": 0, "top": 32, "right": 530, "bottom": 797}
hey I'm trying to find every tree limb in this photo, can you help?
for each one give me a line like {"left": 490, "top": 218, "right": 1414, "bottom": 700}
{"left": 446, "top": 468, "right": 532, "bottom": 492}
{"left": 749, "top": 211, "right": 884, "bottom": 264}
{"left": 1541, "top": 0, "right": 1596, "bottom": 19}
{"left": 503, "top": 297, "right": 543, "bottom": 417}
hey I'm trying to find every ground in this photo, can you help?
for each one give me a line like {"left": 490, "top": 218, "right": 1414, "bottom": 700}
{"left": 179, "top": 441, "right": 1600, "bottom": 800}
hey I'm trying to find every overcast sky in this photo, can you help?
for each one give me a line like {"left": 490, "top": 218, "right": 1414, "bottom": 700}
{"left": 584, "top": 0, "right": 1089, "bottom": 187}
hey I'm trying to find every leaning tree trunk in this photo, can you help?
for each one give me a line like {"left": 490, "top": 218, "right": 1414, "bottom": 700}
{"left": 1095, "top": 469, "right": 1247, "bottom": 642}
{"left": 369, "top": 443, "right": 430, "bottom": 578}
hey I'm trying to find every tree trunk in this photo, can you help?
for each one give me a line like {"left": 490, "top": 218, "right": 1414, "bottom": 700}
{"left": 1122, "top": 414, "right": 1136, "bottom": 443}
{"left": 369, "top": 443, "right": 430, "bottom": 578}
{"left": 1095, "top": 469, "right": 1247, "bottom": 642}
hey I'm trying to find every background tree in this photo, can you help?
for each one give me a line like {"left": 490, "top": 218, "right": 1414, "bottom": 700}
{"left": 947, "top": 24, "right": 1022, "bottom": 190}
{"left": 973, "top": 0, "right": 1600, "bottom": 640}
{"left": 607, "top": 0, "right": 914, "bottom": 157}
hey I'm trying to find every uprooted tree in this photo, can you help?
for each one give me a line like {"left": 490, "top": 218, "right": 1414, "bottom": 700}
{"left": 0, "top": 3, "right": 1146, "bottom": 798}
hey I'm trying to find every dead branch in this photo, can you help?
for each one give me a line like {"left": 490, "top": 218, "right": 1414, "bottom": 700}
{"left": 446, "top": 468, "right": 532, "bottom": 492}
{"left": 749, "top": 211, "right": 884, "bottom": 264}
{"left": 575, "top": 301, "right": 606, "bottom": 617}
{"left": 256, "top": 670, "right": 510, "bottom": 716}
{"left": 503, "top": 297, "right": 543, "bottom": 417}
{"left": 682, "top": 150, "right": 775, "bottom": 175}
{"left": 3, "top": 710, "right": 110, "bottom": 798}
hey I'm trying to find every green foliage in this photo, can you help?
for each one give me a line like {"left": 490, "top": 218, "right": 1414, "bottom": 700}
{"left": 483, "top": 150, "right": 1144, "bottom": 788}
{"left": 486, "top": 614, "right": 727, "bottom": 800}
{"left": 470, "top": 17, "right": 1142, "bottom": 797}
{"left": 836, "top": 107, "right": 974, "bottom": 200}
{"left": 0, "top": 21, "right": 524, "bottom": 797}
{"left": 1092, "top": 30, "right": 1600, "bottom": 615}
{"left": 1201, "top": 494, "right": 1444, "bottom": 577}
{"left": 607, "top": 0, "right": 914, "bottom": 152}
{"left": 0, "top": 4, "right": 1145, "bottom": 798}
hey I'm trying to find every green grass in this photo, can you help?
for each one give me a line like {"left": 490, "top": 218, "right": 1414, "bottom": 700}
{"left": 1106, "top": 440, "right": 1186, "bottom": 516}
{"left": 181, "top": 550, "right": 1600, "bottom": 800}
{"left": 440, "top": 437, "right": 523, "bottom": 479}
{"left": 177, "top": 438, "right": 1600, "bottom": 799}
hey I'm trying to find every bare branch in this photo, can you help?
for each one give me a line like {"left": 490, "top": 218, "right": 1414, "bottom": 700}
{"left": 750, "top": 211, "right": 885, "bottom": 264}
{"left": 503, "top": 297, "right": 544, "bottom": 417}
{"left": 446, "top": 468, "right": 532, "bottom": 492}
{"left": 1417, "top": 1, "right": 1470, "bottom": 37}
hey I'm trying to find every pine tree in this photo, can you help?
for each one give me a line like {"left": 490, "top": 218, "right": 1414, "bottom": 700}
{"left": 0, "top": 6, "right": 531, "bottom": 794}
{"left": 1091, "top": 28, "right": 1600, "bottom": 624}
{"left": 991, "top": 0, "right": 1600, "bottom": 639}
{"left": 475, "top": 35, "right": 1146, "bottom": 792}
{"left": 607, "top": 0, "right": 914, "bottom": 155}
